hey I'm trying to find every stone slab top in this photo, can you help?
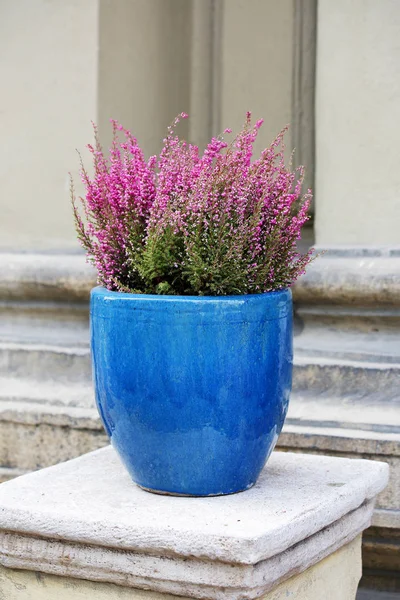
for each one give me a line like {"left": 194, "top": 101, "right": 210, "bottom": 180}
{"left": 0, "top": 447, "right": 388, "bottom": 565}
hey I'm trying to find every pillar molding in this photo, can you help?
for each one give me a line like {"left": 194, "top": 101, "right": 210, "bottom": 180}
{"left": 292, "top": 0, "right": 317, "bottom": 204}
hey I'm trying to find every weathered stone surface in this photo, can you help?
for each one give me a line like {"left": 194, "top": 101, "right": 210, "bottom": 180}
{"left": 278, "top": 425, "right": 400, "bottom": 528}
{"left": 0, "top": 419, "right": 107, "bottom": 476}
{"left": 293, "top": 247, "right": 400, "bottom": 307}
{"left": 0, "top": 248, "right": 398, "bottom": 592}
{"left": 0, "top": 447, "right": 388, "bottom": 600}
{"left": 289, "top": 245, "right": 400, "bottom": 594}
{"left": 0, "top": 264, "right": 104, "bottom": 479}
{"left": 277, "top": 423, "right": 400, "bottom": 594}
{"left": 0, "top": 252, "right": 96, "bottom": 302}
{"left": 2, "top": 248, "right": 399, "bottom": 307}
{"left": 0, "top": 536, "right": 362, "bottom": 600}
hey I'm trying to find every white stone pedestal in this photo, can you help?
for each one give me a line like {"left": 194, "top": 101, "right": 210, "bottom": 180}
{"left": 0, "top": 447, "right": 388, "bottom": 600}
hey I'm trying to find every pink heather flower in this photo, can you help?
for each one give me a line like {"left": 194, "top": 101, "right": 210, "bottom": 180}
{"left": 71, "top": 114, "right": 314, "bottom": 295}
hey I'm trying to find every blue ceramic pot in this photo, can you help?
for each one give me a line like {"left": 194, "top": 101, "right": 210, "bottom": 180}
{"left": 90, "top": 287, "right": 293, "bottom": 496}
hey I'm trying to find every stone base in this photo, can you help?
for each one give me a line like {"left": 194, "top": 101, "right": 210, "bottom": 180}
{"left": 277, "top": 426, "right": 399, "bottom": 529}
{"left": 277, "top": 423, "right": 400, "bottom": 593}
{"left": 0, "top": 536, "right": 362, "bottom": 600}
{"left": 0, "top": 447, "right": 388, "bottom": 600}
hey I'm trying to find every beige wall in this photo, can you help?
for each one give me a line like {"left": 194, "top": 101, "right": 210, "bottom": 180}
{"left": 315, "top": 0, "right": 400, "bottom": 246}
{"left": 220, "top": 0, "right": 294, "bottom": 157}
{"left": 98, "top": 0, "right": 192, "bottom": 156}
{"left": 0, "top": 0, "right": 192, "bottom": 251}
{"left": 6, "top": 0, "right": 399, "bottom": 251}
{"left": 0, "top": 0, "right": 309, "bottom": 251}
{"left": 0, "top": 0, "right": 99, "bottom": 250}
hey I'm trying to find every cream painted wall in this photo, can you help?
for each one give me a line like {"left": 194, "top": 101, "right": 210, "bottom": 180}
{"left": 315, "top": 0, "right": 400, "bottom": 246}
{"left": 0, "top": 0, "right": 99, "bottom": 250}
{"left": 98, "top": 0, "right": 191, "bottom": 157}
{"left": 0, "top": 0, "right": 192, "bottom": 251}
{"left": 220, "top": 0, "right": 294, "bottom": 157}
{"left": 0, "top": 0, "right": 304, "bottom": 251}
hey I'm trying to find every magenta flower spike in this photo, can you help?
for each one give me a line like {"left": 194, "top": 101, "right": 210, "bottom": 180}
{"left": 71, "top": 114, "right": 314, "bottom": 295}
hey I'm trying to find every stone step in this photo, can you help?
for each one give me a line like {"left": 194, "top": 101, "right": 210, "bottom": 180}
{"left": 0, "top": 339, "right": 398, "bottom": 482}
{"left": 0, "top": 375, "right": 104, "bottom": 481}
{"left": 293, "top": 354, "right": 400, "bottom": 400}
{"left": 0, "top": 376, "right": 398, "bottom": 521}
{"left": 0, "top": 341, "right": 91, "bottom": 383}
{"left": 1, "top": 338, "right": 398, "bottom": 402}
{"left": 0, "top": 376, "right": 94, "bottom": 411}
{"left": 287, "top": 393, "right": 400, "bottom": 434}
{"left": 0, "top": 358, "right": 398, "bottom": 435}
{"left": 294, "top": 314, "right": 400, "bottom": 364}
{"left": 0, "top": 387, "right": 106, "bottom": 481}
{"left": 0, "top": 301, "right": 89, "bottom": 347}
{"left": 357, "top": 591, "right": 400, "bottom": 599}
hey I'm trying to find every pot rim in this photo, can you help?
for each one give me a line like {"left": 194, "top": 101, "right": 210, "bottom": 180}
{"left": 91, "top": 285, "right": 291, "bottom": 302}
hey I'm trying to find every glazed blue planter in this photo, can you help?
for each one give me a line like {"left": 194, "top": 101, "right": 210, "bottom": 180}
{"left": 90, "top": 287, "right": 293, "bottom": 496}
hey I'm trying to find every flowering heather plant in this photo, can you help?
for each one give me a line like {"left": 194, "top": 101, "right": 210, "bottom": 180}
{"left": 71, "top": 113, "right": 314, "bottom": 296}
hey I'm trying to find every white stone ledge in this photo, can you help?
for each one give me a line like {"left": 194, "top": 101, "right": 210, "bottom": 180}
{"left": 0, "top": 447, "right": 388, "bottom": 600}
{"left": 1, "top": 247, "right": 399, "bottom": 307}
{"left": 372, "top": 508, "right": 400, "bottom": 529}
{"left": 293, "top": 246, "right": 400, "bottom": 307}
{"left": 0, "top": 500, "right": 374, "bottom": 600}
{"left": 0, "top": 252, "right": 96, "bottom": 302}
{"left": 0, "top": 447, "right": 388, "bottom": 564}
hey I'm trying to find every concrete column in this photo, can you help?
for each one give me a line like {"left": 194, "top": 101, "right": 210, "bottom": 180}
{"left": 188, "top": 0, "right": 217, "bottom": 151}
{"left": 291, "top": 8, "right": 400, "bottom": 590}
{"left": 218, "top": 0, "right": 316, "bottom": 196}
{"left": 315, "top": 0, "right": 400, "bottom": 246}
